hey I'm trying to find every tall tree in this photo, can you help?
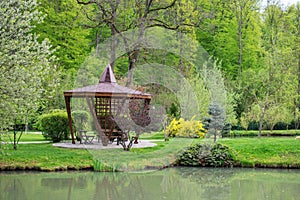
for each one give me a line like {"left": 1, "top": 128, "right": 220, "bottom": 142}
{"left": 35, "top": 0, "right": 92, "bottom": 71}
{"left": 233, "top": 0, "right": 261, "bottom": 74}
{"left": 288, "top": 3, "right": 300, "bottom": 111}
{"left": 196, "top": 0, "right": 263, "bottom": 80}
{"left": 77, "top": 0, "right": 178, "bottom": 86}
{"left": 0, "top": 0, "right": 57, "bottom": 149}
{"left": 240, "top": 1, "right": 297, "bottom": 137}
{"left": 33, "top": 0, "right": 93, "bottom": 109}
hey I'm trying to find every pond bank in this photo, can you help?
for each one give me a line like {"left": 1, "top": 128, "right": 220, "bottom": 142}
{"left": 1, "top": 137, "right": 300, "bottom": 172}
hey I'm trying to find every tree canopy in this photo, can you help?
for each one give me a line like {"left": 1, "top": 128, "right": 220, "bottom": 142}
{"left": 1, "top": 0, "right": 300, "bottom": 135}
{"left": 0, "top": 0, "right": 58, "bottom": 130}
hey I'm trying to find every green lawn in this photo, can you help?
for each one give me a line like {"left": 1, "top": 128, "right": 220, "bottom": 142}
{"left": 219, "top": 137, "right": 300, "bottom": 168}
{"left": 0, "top": 143, "right": 93, "bottom": 171}
{"left": 92, "top": 138, "right": 194, "bottom": 171}
{"left": 0, "top": 132, "right": 46, "bottom": 142}
{"left": 1, "top": 136, "right": 300, "bottom": 171}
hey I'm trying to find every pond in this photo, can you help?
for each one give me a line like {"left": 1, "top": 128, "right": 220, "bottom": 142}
{"left": 0, "top": 167, "right": 299, "bottom": 200}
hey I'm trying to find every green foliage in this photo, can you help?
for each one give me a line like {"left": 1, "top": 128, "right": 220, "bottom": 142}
{"left": 176, "top": 142, "right": 235, "bottom": 167}
{"left": 35, "top": 0, "right": 91, "bottom": 70}
{"left": 72, "top": 110, "right": 89, "bottom": 132}
{"left": 37, "top": 110, "right": 70, "bottom": 142}
{"left": 229, "top": 130, "right": 300, "bottom": 137}
{"left": 167, "top": 103, "right": 181, "bottom": 119}
{"left": 0, "top": 0, "right": 58, "bottom": 130}
{"left": 166, "top": 117, "right": 207, "bottom": 138}
{"left": 265, "top": 105, "right": 293, "bottom": 132}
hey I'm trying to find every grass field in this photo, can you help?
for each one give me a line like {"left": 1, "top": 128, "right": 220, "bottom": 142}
{"left": 0, "top": 132, "right": 46, "bottom": 142}
{"left": 1, "top": 132, "right": 300, "bottom": 171}
{"left": 92, "top": 138, "right": 194, "bottom": 171}
{"left": 219, "top": 137, "right": 300, "bottom": 168}
{"left": 0, "top": 143, "right": 93, "bottom": 171}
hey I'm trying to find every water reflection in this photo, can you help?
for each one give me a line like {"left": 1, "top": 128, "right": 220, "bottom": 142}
{"left": 0, "top": 168, "right": 300, "bottom": 200}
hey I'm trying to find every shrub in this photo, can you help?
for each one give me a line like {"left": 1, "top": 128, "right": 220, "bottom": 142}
{"left": 72, "top": 110, "right": 89, "bottom": 131}
{"left": 176, "top": 142, "right": 235, "bottom": 167}
{"left": 166, "top": 117, "right": 207, "bottom": 138}
{"left": 37, "top": 110, "right": 70, "bottom": 142}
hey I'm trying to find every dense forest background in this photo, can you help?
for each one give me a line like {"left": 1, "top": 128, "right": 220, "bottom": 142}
{"left": 1, "top": 0, "right": 300, "bottom": 133}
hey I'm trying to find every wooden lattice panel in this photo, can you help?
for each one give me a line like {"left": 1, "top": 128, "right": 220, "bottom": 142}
{"left": 94, "top": 97, "right": 125, "bottom": 139}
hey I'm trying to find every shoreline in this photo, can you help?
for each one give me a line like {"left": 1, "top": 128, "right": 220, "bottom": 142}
{"left": 1, "top": 137, "right": 300, "bottom": 172}
{"left": 1, "top": 162, "right": 300, "bottom": 172}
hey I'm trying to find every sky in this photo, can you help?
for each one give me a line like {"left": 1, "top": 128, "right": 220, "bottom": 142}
{"left": 263, "top": 0, "right": 300, "bottom": 6}
{"left": 280, "top": 0, "right": 300, "bottom": 5}
{"left": 260, "top": 0, "right": 299, "bottom": 10}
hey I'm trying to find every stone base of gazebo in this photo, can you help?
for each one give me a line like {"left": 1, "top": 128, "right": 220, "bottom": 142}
{"left": 53, "top": 139, "right": 158, "bottom": 150}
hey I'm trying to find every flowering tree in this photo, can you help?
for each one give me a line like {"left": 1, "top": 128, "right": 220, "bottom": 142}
{"left": 0, "top": 0, "right": 57, "bottom": 149}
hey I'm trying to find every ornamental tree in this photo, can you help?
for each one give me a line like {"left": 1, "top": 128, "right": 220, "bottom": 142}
{"left": 208, "top": 103, "right": 226, "bottom": 143}
{"left": 0, "top": 0, "right": 57, "bottom": 149}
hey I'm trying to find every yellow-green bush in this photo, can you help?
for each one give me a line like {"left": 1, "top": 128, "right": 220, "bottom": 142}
{"left": 166, "top": 117, "right": 207, "bottom": 138}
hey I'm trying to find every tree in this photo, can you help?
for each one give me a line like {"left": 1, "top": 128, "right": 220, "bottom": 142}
{"left": 233, "top": 0, "right": 261, "bottom": 75}
{"left": 285, "top": 3, "right": 300, "bottom": 124}
{"left": 35, "top": 0, "right": 92, "bottom": 71}
{"left": 235, "top": 1, "right": 298, "bottom": 137}
{"left": 196, "top": 0, "right": 263, "bottom": 80}
{"left": 208, "top": 103, "right": 226, "bottom": 143}
{"left": 0, "top": 0, "right": 57, "bottom": 149}
{"left": 33, "top": 0, "right": 93, "bottom": 109}
{"left": 77, "top": 0, "right": 178, "bottom": 86}
{"left": 265, "top": 105, "right": 293, "bottom": 134}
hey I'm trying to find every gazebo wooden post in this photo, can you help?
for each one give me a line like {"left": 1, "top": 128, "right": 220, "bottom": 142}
{"left": 65, "top": 96, "right": 75, "bottom": 144}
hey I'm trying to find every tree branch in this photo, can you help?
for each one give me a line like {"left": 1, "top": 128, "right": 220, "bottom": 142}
{"left": 148, "top": 0, "right": 177, "bottom": 13}
{"left": 148, "top": 18, "right": 179, "bottom": 30}
{"left": 76, "top": 0, "right": 96, "bottom": 5}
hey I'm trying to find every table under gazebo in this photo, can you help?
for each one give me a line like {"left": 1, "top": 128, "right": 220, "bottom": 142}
{"left": 64, "top": 64, "right": 151, "bottom": 146}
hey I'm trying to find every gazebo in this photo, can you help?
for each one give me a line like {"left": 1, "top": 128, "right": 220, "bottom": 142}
{"left": 64, "top": 64, "right": 151, "bottom": 146}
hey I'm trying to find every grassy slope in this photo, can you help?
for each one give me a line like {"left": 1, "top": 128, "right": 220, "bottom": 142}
{"left": 92, "top": 138, "right": 194, "bottom": 171}
{"left": 1, "top": 134, "right": 300, "bottom": 171}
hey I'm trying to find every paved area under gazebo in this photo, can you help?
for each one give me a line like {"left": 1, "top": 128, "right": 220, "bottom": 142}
{"left": 53, "top": 139, "right": 159, "bottom": 150}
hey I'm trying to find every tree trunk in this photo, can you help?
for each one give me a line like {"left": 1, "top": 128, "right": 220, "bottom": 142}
{"left": 125, "top": 16, "right": 146, "bottom": 87}
{"left": 110, "top": 26, "right": 118, "bottom": 70}
{"left": 234, "top": 0, "right": 245, "bottom": 75}
{"left": 126, "top": 51, "right": 138, "bottom": 87}
{"left": 258, "top": 105, "right": 267, "bottom": 139}
{"left": 13, "top": 130, "right": 17, "bottom": 150}
{"left": 214, "top": 129, "right": 217, "bottom": 143}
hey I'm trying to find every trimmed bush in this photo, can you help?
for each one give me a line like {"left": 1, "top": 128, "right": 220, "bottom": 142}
{"left": 176, "top": 142, "right": 235, "bottom": 167}
{"left": 229, "top": 130, "right": 300, "bottom": 137}
{"left": 166, "top": 117, "right": 207, "bottom": 138}
{"left": 37, "top": 110, "right": 70, "bottom": 142}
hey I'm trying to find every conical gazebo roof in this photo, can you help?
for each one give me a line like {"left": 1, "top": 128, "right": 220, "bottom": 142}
{"left": 64, "top": 64, "right": 151, "bottom": 99}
